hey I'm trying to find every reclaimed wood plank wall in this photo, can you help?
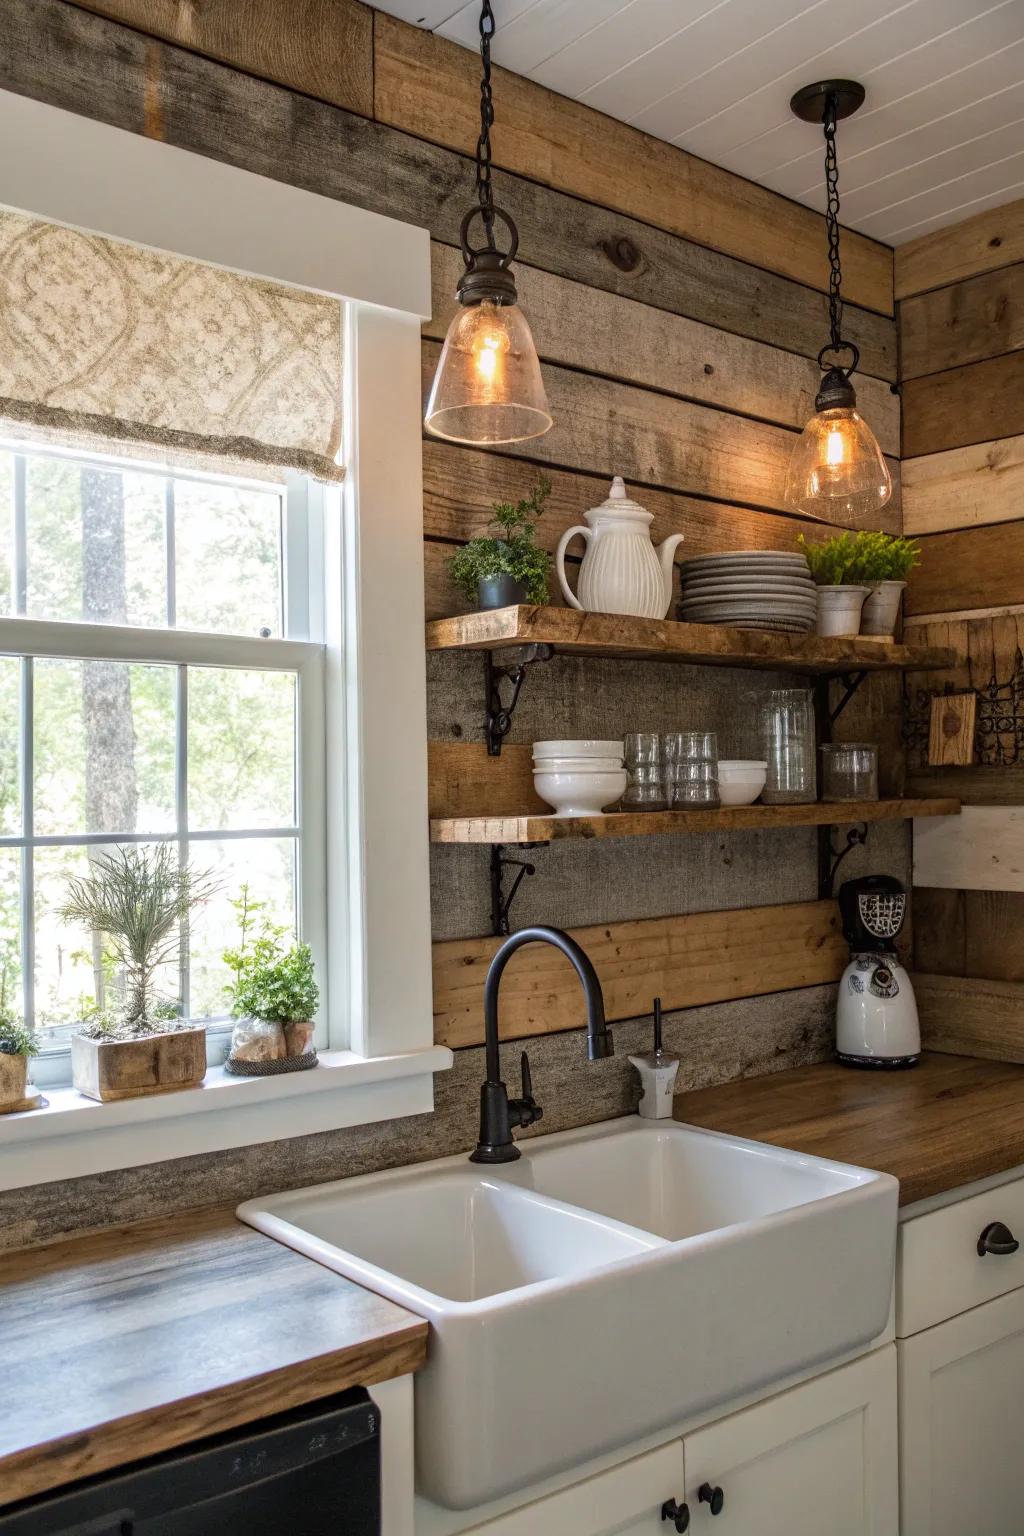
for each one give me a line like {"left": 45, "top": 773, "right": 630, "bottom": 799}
{"left": 13, "top": 0, "right": 905, "bottom": 1057}
{"left": 898, "top": 199, "right": 1024, "bottom": 1050}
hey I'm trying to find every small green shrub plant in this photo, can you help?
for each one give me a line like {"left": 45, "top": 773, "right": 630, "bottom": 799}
{"left": 0, "top": 967, "right": 36, "bottom": 1059}
{"left": 448, "top": 476, "right": 553, "bottom": 606}
{"left": 798, "top": 530, "right": 920, "bottom": 586}
{"left": 224, "top": 886, "right": 319, "bottom": 1024}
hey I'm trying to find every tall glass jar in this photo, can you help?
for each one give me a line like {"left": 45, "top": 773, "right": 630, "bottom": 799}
{"left": 761, "top": 688, "right": 817, "bottom": 804}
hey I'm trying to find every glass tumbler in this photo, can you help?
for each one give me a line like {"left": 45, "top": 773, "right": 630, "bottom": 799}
{"left": 821, "top": 742, "right": 879, "bottom": 802}
{"left": 623, "top": 732, "right": 667, "bottom": 810}
{"left": 664, "top": 730, "right": 720, "bottom": 809}
{"left": 761, "top": 689, "right": 817, "bottom": 804}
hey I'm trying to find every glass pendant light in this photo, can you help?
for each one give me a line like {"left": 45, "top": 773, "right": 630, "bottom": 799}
{"left": 785, "top": 81, "right": 892, "bottom": 524}
{"left": 424, "top": 1, "right": 552, "bottom": 446}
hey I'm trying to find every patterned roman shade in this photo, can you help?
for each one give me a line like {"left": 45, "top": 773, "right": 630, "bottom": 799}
{"left": 0, "top": 208, "right": 344, "bottom": 481}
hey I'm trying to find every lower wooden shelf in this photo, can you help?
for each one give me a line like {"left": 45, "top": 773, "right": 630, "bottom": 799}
{"left": 429, "top": 798, "right": 961, "bottom": 845}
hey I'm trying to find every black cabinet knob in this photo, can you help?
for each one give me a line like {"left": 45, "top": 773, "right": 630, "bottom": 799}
{"left": 978, "top": 1221, "right": 1020, "bottom": 1257}
{"left": 698, "top": 1483, "right": 725, "bottom": 1516}
{"left": 661, "top": 1498, "right": 690, "bottom": 1532}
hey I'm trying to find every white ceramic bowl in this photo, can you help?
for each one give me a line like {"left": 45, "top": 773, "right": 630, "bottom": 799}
{"left": 533, "top": 756, "right": 624, "bottom": 772}
{"left": 716, "top": 759, "right": 767, "bottom": 806}
{"left": 533, "top": 739, "right": 623, "bottom": 759}
{"left": 533, "top": 767, "right": 628, "bottom": 817}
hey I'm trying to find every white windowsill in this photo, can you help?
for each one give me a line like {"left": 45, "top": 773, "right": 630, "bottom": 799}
{"left": 0, "top": 1046, "right": 454, "bottom": 1192}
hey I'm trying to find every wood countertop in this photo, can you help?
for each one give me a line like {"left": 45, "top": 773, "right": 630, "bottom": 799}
{"left": 0, "top": 1206, "right": 428, "bottom": 1508}
{"left": 678, "top": 1051, "right": 1024, "bottom": 1206}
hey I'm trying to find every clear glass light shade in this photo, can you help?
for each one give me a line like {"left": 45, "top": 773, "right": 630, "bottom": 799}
{"left": 424, "top": 300, "right": 552, "bottom": 445}
{"left": 785, "top": 407, "right": 892, "bottom": 522}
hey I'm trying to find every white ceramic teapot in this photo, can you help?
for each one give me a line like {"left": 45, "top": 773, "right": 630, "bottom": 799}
{"left": 555, "top": 477, "right": 683, "bottom": 619}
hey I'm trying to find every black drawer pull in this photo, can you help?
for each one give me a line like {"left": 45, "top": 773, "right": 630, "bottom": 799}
{"left": 661, "top": 1498, "right": 690, "bottom": 1532}
{"left": 978, "top": 1221, "right": 1020, "bottom": 1257}
{"left": 698, "top": 1483, "right": 725, "bottom": 1516}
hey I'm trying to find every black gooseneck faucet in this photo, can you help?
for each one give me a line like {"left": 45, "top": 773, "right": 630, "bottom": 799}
{"left": 469, "top": 925, "right": 613, "bottom": 1164}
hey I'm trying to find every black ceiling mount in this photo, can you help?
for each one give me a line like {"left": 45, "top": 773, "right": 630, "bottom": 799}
{"left": 790, "top": 79, "right": 866, "bottom": 124}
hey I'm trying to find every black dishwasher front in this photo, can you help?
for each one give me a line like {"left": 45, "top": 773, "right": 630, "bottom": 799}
{"left": 0, "top": 1386, "right": 380, "bottom": 1536}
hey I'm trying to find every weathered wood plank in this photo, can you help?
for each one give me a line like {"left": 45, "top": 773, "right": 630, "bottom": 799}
{"left": 928, "top": 693, "right": 976, "bottom": 767}
{"left": 914, "top": 807, "right": 1024, "bottom": 893}
{"left": 427, "top": 605, "right": 953, "bottom": 672}
{"left": 915, "top": 974, "right": 1024, "bottom": 1064}
{"left": 432, "top": 900, "right": 847, "bottom": 1049}
{"left": 428, "top": 244, "right": 900, "bottom": 453}
{"left": 906, "top": 521, "right": 1024, "bottom": 616}
{"left": 72, "top": 0, "right": 374, "bottom": 118}
{"left": 963, "top": 891, "right": 1024, "bottom": 983}
{"left": 902, "top": 351, "right": 1024, "bottom": 458}
{"left": 423, "top": 342, "right": 901, "bottom": 529}
{"left": 376, "top": 16, "right": 894, "bottom": 315}
{"left": 899, "top": 262, "right": 1024, "bottom": 379}
{"left": 903, "top": 435, "right": 1024, "bottom": 536}
{"left": 912, "top": 887, "right": 965, "bottom": 976}
{"left": 3, "top": 0, "right": 896, "bottom": 379}
{"left": 896, "top": 196, "right": 1024, "bottom": 300}
{"left": 432, "top": 799, "right": 959, "bottom": 847}
{"left": 907, "top": 766, "right": 1024, "bottom": 806}
{"left": 428, "top": 742, "right": 546, "bottom": 819}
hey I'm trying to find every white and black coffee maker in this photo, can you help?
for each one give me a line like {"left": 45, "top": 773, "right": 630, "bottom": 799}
{"left": 836, "top": 874, "right": 920, "bottom": 1068}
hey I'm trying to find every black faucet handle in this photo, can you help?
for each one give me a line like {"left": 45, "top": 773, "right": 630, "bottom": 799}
{"left": 511, "top": 1050, "right": 543, "bottom": 1129}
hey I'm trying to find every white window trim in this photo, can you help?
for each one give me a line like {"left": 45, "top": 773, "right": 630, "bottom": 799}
{"left": 0, "top": 90, "right": 451, "bottom": 1191}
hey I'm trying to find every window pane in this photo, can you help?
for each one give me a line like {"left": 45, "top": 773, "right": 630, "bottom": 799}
{"left": 187, "top": 837, "right": 297, "bottom": 1020}
{"left": 0, "top": 847, "right": 21, "bottom": 1017}
{"left": 174, "top": 481, "right": 282, "bottom": 637}
{"left": 188, "top": 668, "right": 295, "bottom": 831}
{"left": 34, "top": 659, "right": 176, "bottom": 836}
{"left": 0, "top": 655, "right": 19, "bottom": 836}
{"left": 25, "top": 457, "right": 167, "bottom": 627}
{"left": 0, "top": 450, "right": 13, "bottom": 617}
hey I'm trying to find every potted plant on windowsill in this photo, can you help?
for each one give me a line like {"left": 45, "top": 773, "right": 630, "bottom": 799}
{"left": 448, "top": 476, "right": 553, "bottom": 611}
{"left": 798, "top": 531, "right": 872, "bottom": 637}
{"left": 0, "top": 988, "right": 39, "bottom": 1114}
{"left": 58, "top": 846, "right": 219, "bottom": 1102}
{"left": 223, "top": 887, "right": 320, "bottom": 1075}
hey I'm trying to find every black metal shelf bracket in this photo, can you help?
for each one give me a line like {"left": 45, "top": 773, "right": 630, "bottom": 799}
{"left": 485, "top": 644, "right": 553, "bottom": 755}
{"left": 818, "top": 820, "right": 870, "bottom": 899}
{"left": 490, "top": 843, "right": 545, "bottom": 935}
{"left": 829, "top": 670, "right": 869, "bottom": 725}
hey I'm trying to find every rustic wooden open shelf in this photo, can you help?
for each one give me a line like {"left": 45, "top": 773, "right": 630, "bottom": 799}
{"left": 430, "top": 797, "right": 961, "bottom": 846}
{"left": 426, "top": 606, "right": 955, "bottom": 674}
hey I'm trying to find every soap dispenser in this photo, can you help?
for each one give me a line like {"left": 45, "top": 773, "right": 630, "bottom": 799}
{"left": 629, "top": 998, "right": 680, "bottom": 1120}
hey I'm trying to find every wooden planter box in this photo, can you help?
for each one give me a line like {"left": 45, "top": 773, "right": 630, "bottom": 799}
{"left": 0, "top": 1051, "right": 29, "bottom": 1113}
{"left": 72, "top": 1025, "right": 207, "bottom": 1102}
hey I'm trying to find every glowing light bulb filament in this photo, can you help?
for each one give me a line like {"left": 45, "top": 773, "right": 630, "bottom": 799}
{"left": 825, "top": 426, "right": 847, "bottom": 466}
{"left": 475, "top": 332, "right": 503, "bottom": 383}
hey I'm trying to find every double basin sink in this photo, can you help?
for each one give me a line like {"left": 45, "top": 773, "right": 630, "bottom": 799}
{"left": 240, "top": 1117, "right": 897, "bottom": 1510}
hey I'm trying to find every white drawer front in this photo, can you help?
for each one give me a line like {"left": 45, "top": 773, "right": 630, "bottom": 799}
{"left": 898, "top": 1177, "right": 1024, "bottom": 1335}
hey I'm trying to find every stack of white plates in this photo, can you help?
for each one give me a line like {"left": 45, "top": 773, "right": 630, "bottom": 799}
{"left": 532, "top": 740, "right": 626, "bottom": 817}
{"left": 677, "top": 551, "right": 816, "bottom": 633}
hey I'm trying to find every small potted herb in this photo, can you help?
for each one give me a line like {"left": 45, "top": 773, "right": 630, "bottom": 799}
{"left": 57, "top": 846, "right": 219, "bottom": 1101}
{"left": 223, "top": 887, "right": 319, "bottom": 1073}
{"left": 797, "top": 532, "right": 872, "bottom": 637}
{"left": 448, "top": 476, "right": 553, "bottom": 610}
{"left": 849, "top": 532, "right": 921, "bottom": 637}
{"left": 0, "top": 979, "right": 38, "bottom": 1114}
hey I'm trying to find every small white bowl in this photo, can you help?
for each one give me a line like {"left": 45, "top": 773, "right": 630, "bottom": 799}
{"left": 533, "top": 755, "right": 623, "bottom": 772}
{"left": 533, "top": 739, "right": 623, "bottom": 759}
{"left": 716, "top": 760, "right": 767, "bottom": 806}
{"left": 533, "top": 767, "right": 628, "bottom": 817}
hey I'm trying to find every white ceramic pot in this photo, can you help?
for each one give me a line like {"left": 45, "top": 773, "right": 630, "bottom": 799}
{"left": 860, "top": 579, "right": 907, "bottom": 637}
{"left": 533, "top": 767, "right": 628, "bottom": 817}
{"left": 556, "top": 477, "right": 683, "bottom": 619}
{"left": 816, "top": 584, "right": 870, "bottom": 638}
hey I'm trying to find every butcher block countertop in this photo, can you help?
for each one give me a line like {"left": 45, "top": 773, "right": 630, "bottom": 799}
{"left": 678, "top": 1051, "right": 1024, "bottom": 1206}
{"left": 0, "top": 1205, "right": 428, "bottom": 1508}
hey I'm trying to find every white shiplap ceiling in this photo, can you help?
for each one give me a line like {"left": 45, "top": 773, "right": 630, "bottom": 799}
{"left": 375, "top": 0, "right": 1024, "bottom": 246}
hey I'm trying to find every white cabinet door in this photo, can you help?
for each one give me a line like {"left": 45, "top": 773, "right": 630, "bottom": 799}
{"left": 682, "top": 1347, "right": 898, "bottom": 1536}
{"left": 900, "top": 1285, "right": 1024, "bottom": 1536}
{"left": 460, "top": 1440, "right": 686, "bottom": 1536}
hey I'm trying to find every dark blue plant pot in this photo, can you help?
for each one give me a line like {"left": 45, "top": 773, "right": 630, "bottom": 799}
{"left": 477, "top": 573, "right": 529, "bottom": 610}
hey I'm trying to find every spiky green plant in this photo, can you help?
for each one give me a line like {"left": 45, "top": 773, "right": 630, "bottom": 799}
{"left": 57, "top": 846, "right": 219, "bottom": 1034}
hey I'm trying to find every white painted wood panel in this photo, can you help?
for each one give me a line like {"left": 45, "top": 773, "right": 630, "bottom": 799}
{"left": 898, "top": 1174, "right": 1024, "bottom": 1337}
{"left": 374, "top": 0, "right": 1024, "bottom": 245}
{"left": 914, "top": 808, "right": 1024, "bottom": 893}
{"left": 899, "top": 1289, "right": 1024, "bottom": 1536}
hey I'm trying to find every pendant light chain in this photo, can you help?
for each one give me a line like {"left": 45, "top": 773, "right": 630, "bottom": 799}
{"left": 822, "top": 92, "right": 845, "bottom": 358}
{"left": 475, "top": 0, "right": 497, "bottom": 246}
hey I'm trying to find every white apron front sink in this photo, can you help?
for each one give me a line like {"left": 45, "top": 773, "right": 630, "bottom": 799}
{"left": 239, "top": 1117, "right": 897, "bottom": 1510}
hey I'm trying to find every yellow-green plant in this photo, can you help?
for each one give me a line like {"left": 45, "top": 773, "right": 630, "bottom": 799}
{"left": 798, "top": 530, "right": 920, "bottom": 586}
